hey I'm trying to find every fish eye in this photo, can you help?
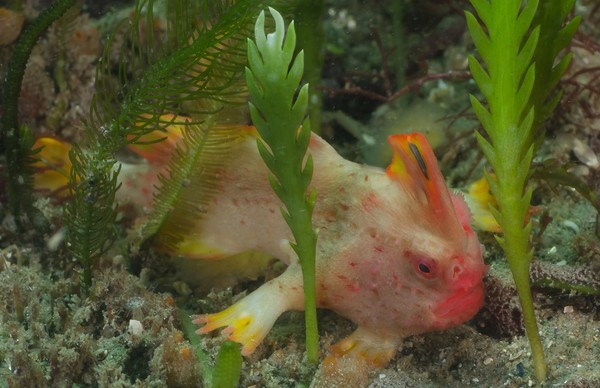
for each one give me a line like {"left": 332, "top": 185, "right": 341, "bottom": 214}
{"left": 412, "top": 257, "right": 437, "bottom": 279}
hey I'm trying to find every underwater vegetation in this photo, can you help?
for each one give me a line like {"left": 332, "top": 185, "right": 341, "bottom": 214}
{"left": 1, "top": 0, "right": 76, "bottom": 226}
{"left": 246, "top": 8, "right": 319, "bottom": 363}
{"left": 466, "top": 0, "right": 580, "bottom": 380}
{"left": 0, "top": 0, "right": 600, "bottom": 386}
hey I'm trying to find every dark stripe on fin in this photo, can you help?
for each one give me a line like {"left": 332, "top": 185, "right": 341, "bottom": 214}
{"left": 408, "top": 142, "right": 429, "bottom": 180}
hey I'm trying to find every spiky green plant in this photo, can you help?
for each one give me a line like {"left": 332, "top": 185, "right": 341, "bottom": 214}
{"left": 66, "top": 0, "right": 264, "bottom": 294}
{"left": 246, "top": 8, "right": 319, "bottom": 363}
{"left": 465, "top": 0, "right": 580, "bottom": 381}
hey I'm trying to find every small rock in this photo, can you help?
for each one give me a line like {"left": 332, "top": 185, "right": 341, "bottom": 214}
{"left": 562, "top": 220, "right": 580, "bottom": 234}
{"left": 563, "top": 305, "right": 574, "bottom": 314}
{"left": 515, "top": 362, "right": 525, "bottom": 377}
{"left": 573, "top": 138, "right": 599, "bottom": 168}
{"left": 129, "top": 319, "right": 144, "bottom": 336}
{"left": 509, "top": 350, "right": 523, "bottom": 361}
{"left": 0, "top": 8, "right": 25, "bottom": 46}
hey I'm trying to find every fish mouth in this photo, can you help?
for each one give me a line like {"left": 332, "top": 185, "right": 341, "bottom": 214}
{"left": 432, "top": 283, "right": 485, "bottom": 327}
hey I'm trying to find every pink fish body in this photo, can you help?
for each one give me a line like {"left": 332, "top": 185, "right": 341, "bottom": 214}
{"left": 186, "top": 130, "right": 487, "bottom": 367}
{"left": 34, "top": 126, "right": 487, "bottom": 370}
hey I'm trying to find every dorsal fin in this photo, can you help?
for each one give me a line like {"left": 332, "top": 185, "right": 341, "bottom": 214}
{"left": 386, "top": 133, "right": 461, "bottom": 237}
{"left": 140, "top": 122, "right": 254, "bottom": 254}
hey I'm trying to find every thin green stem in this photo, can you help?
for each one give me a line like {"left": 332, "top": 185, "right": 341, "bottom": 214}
{"left": 496, "top": 180, "right": 546, "bottom": 381}
{"left": 212, "top": 341, "right": 243, "bottom": 387}
{"left": 178, "top": 308, "right": 213, "bottom": 386}
{"left": 292, "top": 206, "right": 318, "bottom": 363}
{"left": 515, "top": 275, "right": 546, "bottom": 381}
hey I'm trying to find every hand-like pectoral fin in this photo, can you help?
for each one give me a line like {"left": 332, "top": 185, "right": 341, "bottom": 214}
{"left": 193, "top": 299, "right": 269, "bottom": 356}
{"left": 193, "top": 266, "right": 304, "bottom": 356}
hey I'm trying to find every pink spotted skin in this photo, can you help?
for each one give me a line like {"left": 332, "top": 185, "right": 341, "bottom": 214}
{"left": 310, "top": 149, "right": 486, "bottom": 339}
{"left": 188, "top": 131, "right": 488, "bottom": 368}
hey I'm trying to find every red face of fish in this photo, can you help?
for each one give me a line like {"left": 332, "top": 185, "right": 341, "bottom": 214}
{"left": 430, "top": 215, "right": 487, "bottom": 329}
{"left": 385, "top": 133, "right": 488, "bottom": 331}
{"left": 390, "top": 195, "right": 486, "bottom": 334}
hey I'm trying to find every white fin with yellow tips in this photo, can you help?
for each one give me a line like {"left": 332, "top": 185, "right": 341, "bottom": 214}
{"left": 193, "top": 263, "right": 304, "bottom": 356}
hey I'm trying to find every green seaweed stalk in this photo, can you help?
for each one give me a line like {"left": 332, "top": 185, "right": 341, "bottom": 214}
{"left": 465, "top": 0, "right": 579, "bottom": 381}
{"left": 212, "top": 341, "right": 243, "bottom": 388}
{"left": 1, "top": 0, "right": 76, "bottom": 224}
{"left": 178, "top": 309, "right": 243, "bottom": 387}
{"left": 246, "top": 8, "right": 319, "bottom": 363}
{"left": 178, "top": 308, "right": 213, "bottom": 386}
